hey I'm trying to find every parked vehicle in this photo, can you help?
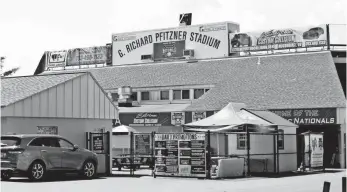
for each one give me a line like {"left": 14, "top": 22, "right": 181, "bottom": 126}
{"left": 0, "top": 134, "right": 98, "bottom": 181}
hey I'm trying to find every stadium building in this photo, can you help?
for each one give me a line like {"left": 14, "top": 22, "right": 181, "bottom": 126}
{"left": 33, "top": 20, "right": 346, "bottom": 169}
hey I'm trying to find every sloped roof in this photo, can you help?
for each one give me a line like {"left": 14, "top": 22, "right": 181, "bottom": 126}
{"left": 1, "top": 73, "right": 84, "bottom": 107}
{"left": 245, "top": 109, "right": 298, "bottom": 128}
{"left": 42, "top": 51, "right": 346, "bottom": 111}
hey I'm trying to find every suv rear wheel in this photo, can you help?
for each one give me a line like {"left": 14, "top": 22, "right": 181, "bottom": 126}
{"left": 28, "top": 161, "right": 46, "bottom": 181}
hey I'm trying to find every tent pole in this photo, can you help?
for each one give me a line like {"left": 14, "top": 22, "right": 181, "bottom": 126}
{"left": 246, "top": 124, "right": 251, "bottom": 176}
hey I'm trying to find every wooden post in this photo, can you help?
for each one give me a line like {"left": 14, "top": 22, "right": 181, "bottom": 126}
{"left": 343, "top": 177, "right": 346, "bottom": 192}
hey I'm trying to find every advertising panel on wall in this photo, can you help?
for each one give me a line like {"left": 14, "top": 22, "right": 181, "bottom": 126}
{"left": 112, "top": 22, "right": 239, "bottom": 65}
{"left": 106, "top": 43, "right": 112, "bottom": 65}
{"left": 229, "top": 25, "right": 327, "bottom": 53}
{"left": 37, "top": 126, "right": 58, "bottom": 135}
{"left": 171, "top": 112, "right": 185, "bottom": 126}
{"left": 304, "top": 133, "right": 324, "bottom": 168}
{"left": 154, "top": 133, "right": 206, "bottom": 177}
{"left": 192, "top": 112, "right": 206, "bottom": 122}
{"left": 66, "top": 46, "right": 107, "bottom": 66}
{"left": 120, "top": 113, "right": 172, "bottom": 127}
{"left": 134, "top": 134, "right": 152, "bottom": 155}
{"left": 269, "top": 108, "right": 336, "bottom": 125}
{"left": 46, "top": 51, "right": 67, "bottom": 68}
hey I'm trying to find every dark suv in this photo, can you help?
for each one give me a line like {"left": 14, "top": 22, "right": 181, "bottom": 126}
{"left": 1, "top": 134, "right": 98, "bottom": 181}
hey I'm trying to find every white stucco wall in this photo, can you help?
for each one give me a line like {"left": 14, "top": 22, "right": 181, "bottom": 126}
{"left": 1, "top": 117, "right": 113, "bottom": 174}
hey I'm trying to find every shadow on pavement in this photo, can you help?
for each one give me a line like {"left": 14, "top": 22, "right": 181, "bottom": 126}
{"left": 249, "top": 169, "right": 345, "bottom": 178}
{"left": 4, "top": 174, "right": 106, "bottom": 183}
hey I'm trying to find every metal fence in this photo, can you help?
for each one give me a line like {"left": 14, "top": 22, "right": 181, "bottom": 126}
{"left": 110, "top": 130, "right": 323, "bottom": 178}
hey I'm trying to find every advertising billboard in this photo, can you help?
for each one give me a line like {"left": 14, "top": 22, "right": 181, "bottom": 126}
{"left": 154, "top": 133, "right": 206, "bottom": 178}
{"left": 46, "top": 51, "right": 67, "bottom": 68}
{"left": 229, "top": 25, "right": 327, "bottom": 53}
{"left": 304, "top": 133, "right": 324, "bottom": 168}
{"left": 112, "top": 22, "right": 238, "bottom": 65}
{"left": 66, "top": 46, "right": 107, "bottom": 66}
{"left": 269, "top": 108, "right": 336, "bottom": 125}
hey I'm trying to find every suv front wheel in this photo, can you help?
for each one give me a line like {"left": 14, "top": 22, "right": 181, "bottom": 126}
{"left": 28, "top": 161, "right": 46, "bottom": 181}
{"left": 81, "top": 161, "right": 96, "bottom": 179}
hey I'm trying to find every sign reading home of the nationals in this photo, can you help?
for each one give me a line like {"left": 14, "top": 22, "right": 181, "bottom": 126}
{"left": 269, "top": 108, "right": 337, "bottom": 125}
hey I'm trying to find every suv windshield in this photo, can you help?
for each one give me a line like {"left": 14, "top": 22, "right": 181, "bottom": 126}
{"left": 0, "top": 136, "right": 21, "bottom": 146}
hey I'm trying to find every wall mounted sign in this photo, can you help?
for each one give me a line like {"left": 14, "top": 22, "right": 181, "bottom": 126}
{"left": 120, "top": 113, "right": 171, "bottom": 127}
{"left": 92, "top": 135, "right": 104, "bottom": 152}
{"left": 171, "top": 112, "right": 185, "bottom": 126}
{"left": 192, "top": 112, "right": 206, "bottom": 122}
{"left": 269, "top": 108, "right": 337, "bottom": 125}
{"left": 37, "top": 126, "right": 58, "bottom": 135}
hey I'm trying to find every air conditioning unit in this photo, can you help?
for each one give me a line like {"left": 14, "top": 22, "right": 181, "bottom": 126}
{"left": 117, "top": 86, "right": 133, "bottom": 106}
{"left": 183, "top": 49, "right": 194, "bottom": 59}
{"left": 141, "top": 54, "right": 153, "bottom": 60}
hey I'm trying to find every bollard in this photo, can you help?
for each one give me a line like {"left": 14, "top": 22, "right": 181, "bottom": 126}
{"left": 343, "top": 177, "right": 346, "bottom": 192}
{"left": 322, "top": 181, "right": 330, "bottom": 192}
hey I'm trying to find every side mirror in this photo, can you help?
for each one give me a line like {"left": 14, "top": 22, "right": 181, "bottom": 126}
{"left": 73, "top": 144, "right": 79, "bottom": 151}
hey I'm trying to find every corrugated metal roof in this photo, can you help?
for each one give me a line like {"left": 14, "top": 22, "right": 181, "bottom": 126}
{"left": 1, "top": 73, "right": 84, "bottom": 107}
{"left": 41, "top": 51, "right": 346, "bottom": 111}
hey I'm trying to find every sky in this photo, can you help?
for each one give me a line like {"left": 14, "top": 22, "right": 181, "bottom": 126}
{"left": 0, "top": 0, "right": 346, "bottom": 76}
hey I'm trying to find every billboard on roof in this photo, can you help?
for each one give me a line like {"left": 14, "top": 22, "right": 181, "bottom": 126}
{"left": 229, "top": 24, "right": 327, "bottom": 53}
{"left": 112, "top": 22, "right": 239, "bottom": 65}
{"left": 46, "top": 50, "right": 67, "bottom": 68}
{"left": 66, "top": 46, "right": 107, "bottom": 66}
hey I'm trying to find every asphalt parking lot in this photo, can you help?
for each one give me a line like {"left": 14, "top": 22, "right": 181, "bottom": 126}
{"left": 1, "top": 170, "right": 345, "bottom": 192}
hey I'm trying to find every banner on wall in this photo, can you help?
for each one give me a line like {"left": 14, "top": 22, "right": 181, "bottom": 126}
{"left": 304, "top": 133, "right": 324, "bottom": 168}
{"left": 37, "top": 126, "right": 58, "bottom": 135}
{"left": 66, "top": 46, "right": 107, "bottom": 66}
{"left": 46, "top": 51, "right": 67, "bottom": 68}
{"left": 229, "top": 25, "right": 327, "bottom": 53}
{"left": 269, "top": 108, "right": 336, "bottom": 125}
{"left": 171, "top": 112, "right": 185, "bottom": 126}
{"left": 120, "top": 113, "right": 172, "bottom": 127}
{"left": 154, "top": 133, "right": 206, "bottom": 177}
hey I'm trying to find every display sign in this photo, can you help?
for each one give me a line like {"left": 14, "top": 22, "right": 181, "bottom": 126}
{"left": 92, "top": 135, "right": 104, "bottom": 152}
{"left": 106, "top": 43, "right": 112, "bottom": 65}
{"left": 154, "top": 133, "right": 206, "bottom": 177}
{"left": 269, "top": 108, "right": 336, "bottom": 125}
{"left": 47, "top": 51, "right": 67, "bottom": 68}
{"left": 134, "top": 134, "right": 151, "bottom": 155}
{"left": 37, "top": 126, "right": 58, "bottom": 135}
{"left": 66, "top": 46, "right": 107, "bottom": 66}
{"left": 171, "top": 112, "right": 185, "bottom": 126}
{"left": 304, "top": 133, "right": 324, "bottom": 168}
{"left": 229, "top": 25, "right": 327, "bottom": 53}
{"left": 153, "top": 40, "right": 185, "bottom": 60}
{"left": 192, "top": 112, "right": 206, "bottom": 122}
{"left": 112, "top": 22, "right": 239, "bottom": 65}
{"left": 120, "top": 113, "right": 172, "bottom": 127}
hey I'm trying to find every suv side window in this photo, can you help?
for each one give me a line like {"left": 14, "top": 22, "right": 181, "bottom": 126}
{"left": 29, "top": 137, "right": 60, "bottom": 147}
{"left": 58, "top": 139, "right": 74, "bottom": 150}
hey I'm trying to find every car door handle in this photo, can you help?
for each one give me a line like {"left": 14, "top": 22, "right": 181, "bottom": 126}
{"left": 41, "top": 150, "right": 47, "bottom": 152}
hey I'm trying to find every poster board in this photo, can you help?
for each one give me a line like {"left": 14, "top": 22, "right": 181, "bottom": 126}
{"left": 154, "top": 133, "right": 206, "bottom": 177}
{"left": 304, "top": 132, "right": 324, "bottom": 168}
{"left": 134, "top": 134, "right": 152, "bottom": 155}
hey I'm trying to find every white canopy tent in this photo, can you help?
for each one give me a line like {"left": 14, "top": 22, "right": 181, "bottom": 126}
{"left": 183, "top": 103, "right": 277, "bottom": 132}
{"left": 112, "top": 125, "right": 138, "bottom": 134}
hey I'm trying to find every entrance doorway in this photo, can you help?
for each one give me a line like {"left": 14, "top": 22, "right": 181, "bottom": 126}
{"left": 296, "top": 125, "right": 340, "bottom": 168}
{"left": 85, "top": 131, "right": 111, "bottom": 175}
